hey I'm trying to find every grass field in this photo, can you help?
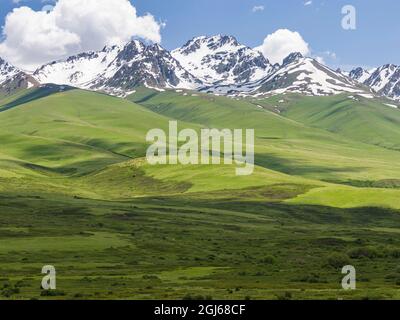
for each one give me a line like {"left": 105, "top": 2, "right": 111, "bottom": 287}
{"left": 1, "top": 87, "right": 400, "bottom": 300}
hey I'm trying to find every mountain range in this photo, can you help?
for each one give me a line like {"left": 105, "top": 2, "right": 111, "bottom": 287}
{"left": 348, "top": 65, "right": 400, "bottom": 101}
{"left": 2, "top": 34, "right": 400, "bottom": 301}
{"left": 0, "top": 35, "right": 399, "bottom": 101}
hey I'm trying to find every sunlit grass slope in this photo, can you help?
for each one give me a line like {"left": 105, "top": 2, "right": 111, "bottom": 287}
{"left": 253, "top": 93, "right": 400, "bottom": 151}
{"left": 0, "top": 87, "right": 400, "bottom": 207}
{"left": 129, "top": 88, "right": 400, "bottom": 183}
{"left": 0, "top": 88, "right": 178, "bottom": 175}
{"left": 1, "top": 88, "right": 400, "bottom": 300}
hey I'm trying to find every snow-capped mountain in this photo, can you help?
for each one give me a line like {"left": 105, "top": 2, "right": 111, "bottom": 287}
{"left": 350, "top": 65, "right": 400, "bottom": 100}
{"left": 0, "top": 57, "right": 38, "bottom": 95}
{"left": 205, "top": 53, "right": 367, "bottom": 97}
{"left": 33, "top": 44, "right": 124, "bottom": 89}
{"left": 172, "top": 35, "right": 276, "bottom": 86}
{"left": 256, "top": 53, "right": 366, "bottom": 96}
{"left": 1, "top": 35, "right": 397, "bottom": 101}
{"left": 34, "top": 40, "right": 202, "bottom": 96}
{"left": 0, "top": 57, "right": 19, "bottom": 84}
{"left": 348, "top": 67, "right": 375, "bottom": 83}
{"left": 89, "top": 42, "right": 202, "bottom": 95}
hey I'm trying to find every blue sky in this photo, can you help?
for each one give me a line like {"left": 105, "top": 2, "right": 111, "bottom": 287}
{"left": 1, "top": 0, "right": 399, "bottom": 69}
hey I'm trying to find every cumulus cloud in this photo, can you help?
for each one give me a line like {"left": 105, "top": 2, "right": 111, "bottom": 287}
{"left": 0, "top": 0, "right": 163, "bottom": 69}
{"left": 255, "top": 29, "right": 310, "bottom": 65}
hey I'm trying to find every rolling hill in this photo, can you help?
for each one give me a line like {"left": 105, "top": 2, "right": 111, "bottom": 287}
{"left": 252, "top": 93, "right": 400, "bottom": 151}
{"left": 128, "top": 87, "right": 400, "bottom": 183}
{"left": 1, "top": 87, "right": 400, "bottom": 300}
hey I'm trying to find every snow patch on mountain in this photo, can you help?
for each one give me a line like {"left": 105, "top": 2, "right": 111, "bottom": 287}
{"left": 0, "top": 57, "right": 20, "bottom": 84}
{"left": 33, "top": 44, "right": 125, "bottom": 88}
{"left": 0, "top": 57, "right": 39, "bottom": 94}
{"left": 349, "top": 67, "right": 375, "bottom": 83}
{"left": 172, "top": 35, "right": 275, "bottom": 86}
{"left": 33, "top": 40, "right": 202, "bottom": 96}
{"left": 3, "top": 35, "right": 396, "bottom": 101}
{"left": 265, "top": 56, "right": 363, "bottom": 96}
{"left": 350, "top": 65, "right": 400, "bottom": 101}
{"left": 384, "top": 103, "right": 398, "bottom": 109}
{"left": 204, "top": 53, "right": 366, "bottom": 97}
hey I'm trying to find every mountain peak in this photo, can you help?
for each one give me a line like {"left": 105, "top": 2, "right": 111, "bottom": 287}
{"left": 0, "top": 57, "right": 17, "bottom": 69}
{"left": 209, "top": 34, "right": 239, "bottom": 45}
{"left": 33, "top": 39, "right": 201, "bottom": 96}
{"left": 191, "top": 34, "right": 238, "bottom": 43}
{"left": 350, "top": 67, "right": 364, "bottom": 74}
{"left": 102, "top": 44, "right": 124, "bottom": 53}
{"left": 0, "top": 57, "right": 38, "bottom": 95}
{"left": 361, "top": 64, "right": 400, "bottom": 100}
{"left": 381, "top": 63, "right": 398, "bottom": 71}
{"left": 178, "top": 34, "right": 241, "bottom": 56}
{"left": 349, "top": 67, "right": 371, "bottom": 83}
{"left": 147, "top": 43, "right": 166, "bottom": 52}
{"left": 0, "top": 57, "right": 20, "bottom": 83}
{"left": 6, "top": 34, "right": 399, "bottom": 101}
{"left": 121, "top": 40, "right": 146, "bottom": 53}
{"left": 282, "top": 52, "right": 304, "bottom": 66}
{"left": 172, "top": 35, "right": 273, "bottom": 86}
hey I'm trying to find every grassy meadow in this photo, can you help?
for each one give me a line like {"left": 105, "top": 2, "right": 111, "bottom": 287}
{"left": 1, "top": 86, "right": 400, "bottom": 300}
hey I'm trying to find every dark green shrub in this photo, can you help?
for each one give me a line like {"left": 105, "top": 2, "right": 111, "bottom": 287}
{"left": 327, "top": 253, "right": 351, "bottom": 268}
{"left": 348, "top": 247, "right": 380, "bottom": 259}
{"left": 40, "top": 290, "right": 66, "bottom": 297}
{"left": 259, "top": 256, "right": 275, "bottom": 265}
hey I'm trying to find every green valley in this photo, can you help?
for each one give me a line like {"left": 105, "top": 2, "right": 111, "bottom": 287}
{"left": 1, "top": 87, "right": 400, "bottom": 300}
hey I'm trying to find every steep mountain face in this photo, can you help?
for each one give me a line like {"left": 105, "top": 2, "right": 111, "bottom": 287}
{"left": 0, "top": 57, "right": 19, "bottom": 84}
{"left": 0, "top": 72, "right": 39, "bottom": 96}
{"left": 33, "top": 44, "right": 124, "bottom": 89}
{"left": 0, "top": 58, "right": 38, "bottom": 95}
{"left": 89, "top": 42, "right": 202, "bottom": 95}
{"left": 2, "top": 35, "right": 393, "bottom": 100}
{"left": 350, "top": 65, "right": 400, "bottom": 100}
{"left": 348, "top": 67, "right": 374, "bottom": 83}
{"left": 205, "top": 53, "right": 367, "bottom": 97}
{"left": 364, "top": 65, "right": 400, "bottom": 100}
{"left": 172, "top": 35, "right": 276, "bottom": 86}
{"left": 255, "top": 53, "right": 365, "bottom": 96}
{"left": 34, "top": 40, "right": 202, "bottom": 96}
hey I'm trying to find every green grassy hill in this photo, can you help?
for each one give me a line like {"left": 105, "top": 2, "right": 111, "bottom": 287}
{"left": 1, "top": 87, "right": 400, "bottom": 300}
{"left": 252, "top": 93, "right": 400, "bottom": 151}
{"left": 0, "top": 88, "right": 175, "bottom": 175}
{"left": 128, "top": 88, "right": 400, "bottom": 184}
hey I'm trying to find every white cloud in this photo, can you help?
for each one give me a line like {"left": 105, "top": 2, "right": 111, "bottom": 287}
{"left": 313, "top": 51, "right": 337, "bottom": 65}
{"left": 315, "top": 56, "right": 325, "bottom": 64}
{"left": 0, "top": 0, "right": 163, "bottom": 70}
{"left": 304, "top": 1, "right": 313, "bottom": 6}
{"left": 255, "top": 29, "right": 310, "bottom": 65}
{"left": 252, "top": 5, "right": 265, "bottom": 13}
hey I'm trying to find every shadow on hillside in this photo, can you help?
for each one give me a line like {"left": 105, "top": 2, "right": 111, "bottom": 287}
{"left": 134, "top": 194, "right": 400, "bottom": 227}
{"left": 0, "top": 84, "right": 75, "bottom": 112}
{"left": 255, "top": 153, "right": 366, "bottom": 177}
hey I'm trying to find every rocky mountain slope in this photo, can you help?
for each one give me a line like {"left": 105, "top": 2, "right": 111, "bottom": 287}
{"left": 350, "top": 65, "right": 400, "bottom": 101}
{"left": 205, "top": 53, "right": 367, "bottom": 97}
{"left": 0, "top": 58, "right": 38, "bottom": 95}
{"left": 33, "top": 40, "right": 202, "bottom": 96}
{"left": 171, "top": 35, "right": 276, "bottom": 86}
{"left": 0, "top": 35, "right": 398, "bottom": 101}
